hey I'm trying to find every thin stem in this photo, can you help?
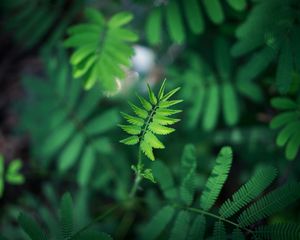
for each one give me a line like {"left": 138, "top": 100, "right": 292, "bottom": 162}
{"left": 69, "top": 205, "right": 119, "bottom": 239}
{"left": 129, "top": 148, "right": 143, "bottom": 198}
{"left": 175, "top": 205, "right": 254, "bottom": 235}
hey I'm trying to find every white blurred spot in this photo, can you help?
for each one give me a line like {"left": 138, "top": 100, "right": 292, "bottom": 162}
{"left": 132, "top": 45, "right": 155, "bottom": 74}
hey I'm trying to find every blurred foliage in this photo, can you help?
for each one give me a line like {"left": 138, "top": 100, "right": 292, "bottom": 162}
{"left": 0, "top": 155, "right": 25, "bottom": 198}
{"left": 1, "top": 0, "right": 300, "bottom": 240}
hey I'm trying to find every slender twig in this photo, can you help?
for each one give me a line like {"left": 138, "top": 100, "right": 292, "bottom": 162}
{"left": 174, "top": 205, "right": 254, "bottom": 235}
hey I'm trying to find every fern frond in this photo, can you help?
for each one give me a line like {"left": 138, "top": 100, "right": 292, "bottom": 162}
{"left": 212, "top": 221, "right": 226, "bottom": 240}
{"left": 64, "top": 8, "right": 138, "bottom": 91}
{"left": 200, "top": 146, "right": 232, "bottom": 211}
{"left": 254, "top": 223, "right": 300, "bottom": 240}
{"left": 238, "top": 182, "right": 300, "bottom": 227}
{"left": 120, "top": 80, "right": 182, "bottom": 160}
{"left": 219, "top": 166, "right": 277, "bottom": 218}
{"left": 142, "top": 206, "right": 175, "bottom": 240}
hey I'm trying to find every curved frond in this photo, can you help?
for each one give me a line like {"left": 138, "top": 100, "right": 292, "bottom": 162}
{"left": 120, "top": 80, "right": 182, "bottom": 161}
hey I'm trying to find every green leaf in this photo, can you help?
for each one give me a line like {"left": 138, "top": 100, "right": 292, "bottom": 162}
{"left": 77, "top": 146, "right": 96, "bottom": 186}
{"left": 188, "top": 215, "right": 206, "bottom": 240}
{"left": 146, "top": 8, "right": 162, "bottom": 45}
{"left": 200, "top": 146, "right": 232, "bottom": 211}
{"left": 119, "top": 124, "right": 142, "bottom": 135}
{"left": 226, "top": 0, "right": 246, "bottom": 11}
{"left": 141, "top": 168, "right": 156, "bottom": 183}
{"left": 203, "top": 0, "right": 224, "bottom": 24}
{"left": 161, "top": 87, "right": 181, "bottom": 101}
{"left": 183, "top": 0, "right": 204, "bottom": 34}
{"left": 222, "top": 82, "right": 239, "bottom": 126}
{"left": 149, "top": 122, "right": 175, "bottom": 135}
{"left": 138, "top": 95, "right": 152, "bottom": 111}
{"left": 60, "top": 192, "right": 73, "bottom": 239}
{"left": 169, "top": 211, "right": 190, "bottom": 240}
{"left": 271, "top": 98, "right": 298, "bottom": 110}
{"left": 141, "top": 141, "right": 155, "bottom": 161}
{"left": 121, "top": 112, "right": 144, "bottom": 127}
{"left": 120, "top": 136, "right": 139, "bottom": 145}
{"left": 144, "top": 131, "right": 165, "bottom": 149}
{"left": 203, "top": 82, "right": 219, "bottom": 131}
{"left": 85, "top": 109, "right": 120, "bottom": 135}
{"left": 108, "top": 12, "right": 133, "bottom": 28}
{"left": 153, "top": 161, "right": 177, "bottom": 200}
{"left": 276, "top": 121, "right": 300, "bottom": 147}
{"left": 6, "top": 160, "right": 25, "bottom": 185}
{"left": 142, "top": 206, "right": 175, "bottom": 240}
{"left": 18, "top": 213, "right": 48, "bottom": 240}
{"left": 129, "top": 102, "right": 148, "bottom": 119}
{"left": 147, "top": 84, "right": 157, "bottom": 105}
{"left": 58, "top": 134, "right": 84, "bottom": 172}
{"left": 152, "top": 114, "right": 180, "bottom": 126}
{"left": 165, "top": 2, "right": 185, "bottom": 43}
{"left": 270, "top": 112, "right": 299, "bottom": 129}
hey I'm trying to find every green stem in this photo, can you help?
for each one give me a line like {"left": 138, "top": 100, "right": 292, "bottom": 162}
{"left": 69, "top": 205, "right": 119, "bottom": 239}
{"left": 175, "top": 205, "right": 254, "bottom": 234}
{"left": 129, "top": 148, "right": 143, "bottom": 198}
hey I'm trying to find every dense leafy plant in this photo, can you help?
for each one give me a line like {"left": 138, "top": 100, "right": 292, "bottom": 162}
{"left": 145, "top": 0, "right": 247, "bottom": 44}
{"left": 173, "top": 38, "right": 262, "bottom": 131}
{"left": 142, "top": 145, "right": 300, "bottom": 239}
{"left": 1, "top": 1, "right": 300, "bottom": 240}
{"left": 120, "top": 80, "right": 182, "bottom": 189}
{"left": 0, "top": 155, "right": 24, "bottom": 198}
{"left": 270, "top": 97, "right": 300, "bottom": 160}
{"left": 18, "top": 47, "right": 120, "bottom": 186}
{"left": 64, "top": 8, "right": 138, "bottom": 91}
{"left": 17, "top": 192, "right": 112, "bottom": 240}
{"left": 232, "top": 0, "right": 300, "bottom": 93}
{"left": 0, "top": 0, "right": 82, "bottom": 49}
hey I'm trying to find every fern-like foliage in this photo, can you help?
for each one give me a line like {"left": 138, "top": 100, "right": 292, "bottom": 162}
{"left": 0, "top": 0, "right": 82, "bottom": 49}
{"left": 173, "top": 38, "right": 262, "bottom": 131}
{"left": 145, "top": 0, "right": 247, "bottom": 44}
{"left": 0, "top": 154, "right": 25, "bottom": 198}
{"left": 64, "top": 8, "right": 138, "bottom": 91}
{"left": 18, "top": 47, "right": 120, "bottom": 186}
{"left": 232, "top": 0, "right": 300, "bottom": 93}
{"left": 140, "top": 145, "right": 300, "bottom": 240}
{"left": 17, "top": 192, "right": 112, "bottom": 240}
{"left": 270, "top": 97, "right": 300, "bottom": 160}
{"left": 119, "top": 80, "right": 182, "bottom": 161}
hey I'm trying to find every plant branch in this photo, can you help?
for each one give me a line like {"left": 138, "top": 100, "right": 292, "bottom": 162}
{"left": 174, "top": 205, "right": 254, "bottom": 235}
